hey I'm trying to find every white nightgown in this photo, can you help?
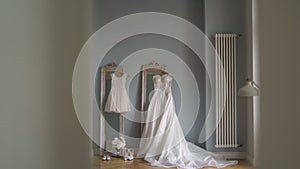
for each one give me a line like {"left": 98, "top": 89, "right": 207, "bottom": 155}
{"left": 138, "top": 74, "right": 237, "bottom": 169}
{"left": 104, "top": 73, "right": 131, "bottom": 113}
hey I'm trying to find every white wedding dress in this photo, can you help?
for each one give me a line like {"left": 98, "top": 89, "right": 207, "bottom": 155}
{"left": 138, "top": 74, "right": 237, "bottom": 169}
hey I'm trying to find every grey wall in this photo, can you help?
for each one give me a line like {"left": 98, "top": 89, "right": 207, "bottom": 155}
{"left": 204, "top": 0, "right": 248, "bottom": 152}
{"left": 92, "top": 0, "right": 204, "bottom": 33}
{"left": 257, "top": 0, "right": 300, "bottom": 169}
{"left": 92, "top": 0, "right": 250, "bottom": 153}
{"left": 92, "top": 0, "right": 207, "bottom": 149}
{"left": 97, "top": 34, "right": 207, "bottom": 146}
{"left": 0, "top": 0, "right": 92, "bottom": 169}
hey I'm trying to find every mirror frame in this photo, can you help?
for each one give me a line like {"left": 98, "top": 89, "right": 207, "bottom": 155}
{"left": 99, "top": 64, "right": 124, "bottom": 155}
{"left": 141, "top": 61, "right": 167, "bottom": 131}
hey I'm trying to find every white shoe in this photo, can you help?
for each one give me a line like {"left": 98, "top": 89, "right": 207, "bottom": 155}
{"left": 102, "top": 155, "right": 111, "bottom": 161}
{"left": 106, "top": 155, "right": 111, "bottom": 160}
{"left": 124, "top": 156, "right": 133, "bottom": 161}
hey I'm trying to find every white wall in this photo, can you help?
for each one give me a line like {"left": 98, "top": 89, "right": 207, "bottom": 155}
{"left": 0, "top": 1, "right": 92, "bottom": 169}
{"left": 257, "top": 0, "right": 300, "bottom": 168}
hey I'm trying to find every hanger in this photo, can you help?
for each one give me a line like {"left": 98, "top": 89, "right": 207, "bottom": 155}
{"left": 114, "top": 66, "right": 124, "bottom": 73}
{"left": 102, "top": 62, "right": 132, "bottom": 79}
{"left": 107, "top": 63, "right": 129, "bottom": 78}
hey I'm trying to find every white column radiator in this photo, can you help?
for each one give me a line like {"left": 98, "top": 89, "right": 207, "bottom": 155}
{"left": 215, "top": 33, "right": 239, "bottom": 148}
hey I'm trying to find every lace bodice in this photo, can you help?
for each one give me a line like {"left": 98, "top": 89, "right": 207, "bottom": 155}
{"left": 153, "top": 74, "right": 173, "bottom": 93}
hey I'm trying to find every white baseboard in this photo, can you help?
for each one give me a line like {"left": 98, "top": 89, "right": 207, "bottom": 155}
{"left": 94, "top": 148, "right": 248, "bottom": 161}
{"left": 214, "top": 152, "right": 247, "bottom": 160}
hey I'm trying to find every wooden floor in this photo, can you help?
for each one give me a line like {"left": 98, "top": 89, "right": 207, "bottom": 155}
{"left": 93, "top": 156, "right": 253, "bottom": 169}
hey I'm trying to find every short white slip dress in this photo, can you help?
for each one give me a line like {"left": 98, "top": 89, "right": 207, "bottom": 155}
{"left": 104, "top": 73, "right": 131, "bottom": 113}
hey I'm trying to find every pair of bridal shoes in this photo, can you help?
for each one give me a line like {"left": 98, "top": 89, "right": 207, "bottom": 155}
{"left": 102, "top": 155, "right": 111, "bottom": 161}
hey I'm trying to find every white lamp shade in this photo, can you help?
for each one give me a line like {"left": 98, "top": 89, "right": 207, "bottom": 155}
{"left": 238, "top": 81, "right": 260, "bottom": 96}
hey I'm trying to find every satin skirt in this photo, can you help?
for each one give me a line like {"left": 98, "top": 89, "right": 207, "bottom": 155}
{"left": 138, "top": 89, "right": 238, "bottom": 169}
